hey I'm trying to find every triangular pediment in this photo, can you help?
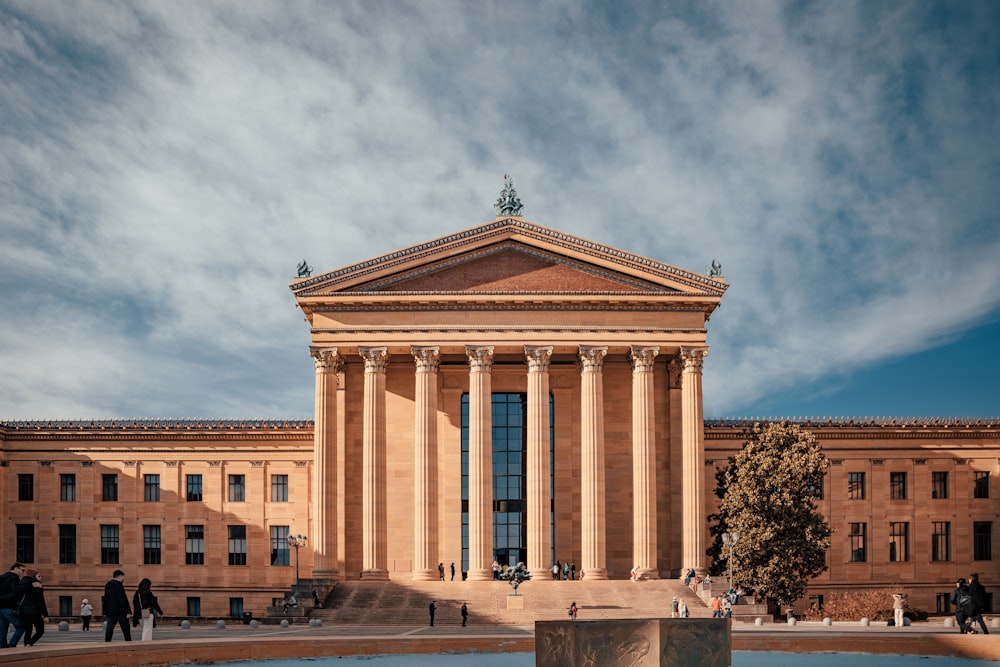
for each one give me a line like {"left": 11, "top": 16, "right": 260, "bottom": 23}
{"left": 292, "top": 218, "right": 727, "bottom": 298}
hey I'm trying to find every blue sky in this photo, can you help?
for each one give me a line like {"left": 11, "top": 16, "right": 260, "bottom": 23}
{"left": 1, "top": 1, "right": 999, "bottom": 420}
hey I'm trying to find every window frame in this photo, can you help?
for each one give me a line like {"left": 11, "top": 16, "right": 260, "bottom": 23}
{"left": 888, "top": 521, "right": 909, "bottom": 562}
{"left": 228, "top": 525, "right": 247, "bottom": 565}
{"left": 974, "top": 471, "right": 990, "bottom": 499}
{"left": 931, "top": 521, "right": 951, "bottom": 562}
{"left": 59, "top": 524, "right": 77, "bottom": 564}
{"left": 848, "top": 472, "right": 865, "bottom": 500}
{"left": 60, "top": 473, "right": 77, "bottom": 501}
{"left": 228, "top": 474, "right": 246, "bottom": 502}
{"left": 932, "top": 471, "right": 949, "bottom": 499}
{"left": 889, "top": 472, "right": 907, "bottom": 500}
{"left": 186, "top": 474, "right": 203, "bottom": 502}
{"left": 271, "top": 474, "right": 289, "bottom": 503}
{"left": 17, "top": 474, "right": 33, "bottom": 501}
{"left": 102, "top": 474, "right": 118, "bottom": 502}
{"left": 270, "top": 525, "right": 290, "bottom": 565}
{"left": 143, "top": 525, "right": 162, "bottom": 565}
{"left": 101, "top": 524, "right": 120, "bottom": 565}
{"left": 849, "top": 522, "right": 867, "bottom": 562}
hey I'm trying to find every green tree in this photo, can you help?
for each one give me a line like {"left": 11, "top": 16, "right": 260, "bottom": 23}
{"left": 707, "top": 421, "right": 831, "bottom": 608}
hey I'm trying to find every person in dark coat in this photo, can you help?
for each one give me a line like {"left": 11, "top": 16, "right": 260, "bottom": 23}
{"left": 131, "top": 578, "right": 164, "bottom": 641}
{"left": 967, "top": 573, "right": 990, "bottom": 634}
{"left": 428, "top": 600, "right": 436, "bottom": 626}
{"left": 103, "top": 570, "right": 132, "bottom": 642}
{"left": 0, "top": 563, "right": 28, "bottom": 648}
{"left": 460, "top": 602, "right": 468, "bottom": 627}
{"left": 17, "top": 571, "right": 48, "bottom": 646}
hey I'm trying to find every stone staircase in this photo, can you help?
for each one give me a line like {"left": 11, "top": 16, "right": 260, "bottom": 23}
{"left": 691, "top": 579, "right": 771, "bottom": 623}
{"left": 301, "top": 578, "right": 727, "bottom": 626}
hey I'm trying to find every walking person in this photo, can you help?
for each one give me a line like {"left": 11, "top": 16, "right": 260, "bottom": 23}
{"left": 80, "top": 598, "right": 93, "bottom": 631}
{"left": 568, "top": 601, "right": 578, "bottom": 620}
{"left": 17, "top": 570, "right": 48, "bottom": 646}
{"left": 461, "top": 602, "right": 468, "bottom": 627}
{"left": 103, "top": 570, "right": 132, "bottom": 642}
{"left": 0, "top": 563, "right": 28, "bottom": 648}
{"left": 438, "top": 562, "right": 445, "bottom": 581}
{"left": 670, "top": 596, "right": 679, "bottom": 618}
{"left": 131, "top": 578, "right": 163, "bottom": 641}
{"left": 428, "top": 600, "right": 436, "bottom": 626}
{"left": 950, "top": 578, "right": 975, "bottom": 634}
{"left": 678, "top": 600, "right": 689, "bottom": 618}
{"left": 968, "top": 573, "right": 990, "bottom": 634}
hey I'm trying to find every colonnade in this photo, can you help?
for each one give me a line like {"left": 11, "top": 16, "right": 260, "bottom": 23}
{"left": 309, "top": 344, "right": 708, "bottom": 581}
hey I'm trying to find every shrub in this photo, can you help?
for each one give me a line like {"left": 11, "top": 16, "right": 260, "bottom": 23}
{"left": 810, "top": 588, "right": 923, "bottom": 622}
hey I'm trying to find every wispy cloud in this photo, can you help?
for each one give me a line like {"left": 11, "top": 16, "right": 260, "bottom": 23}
{"left": 2, "top": 1, "right": 999, "bottom": 419}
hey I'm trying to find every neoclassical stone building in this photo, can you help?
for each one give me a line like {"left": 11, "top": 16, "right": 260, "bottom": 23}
{"left": 2, "top": 192, "right": 997, "bottom": 617}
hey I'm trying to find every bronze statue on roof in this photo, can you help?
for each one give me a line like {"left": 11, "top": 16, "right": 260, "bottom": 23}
{"left": 494, "top": 174, "right": 524, "bottom": 217}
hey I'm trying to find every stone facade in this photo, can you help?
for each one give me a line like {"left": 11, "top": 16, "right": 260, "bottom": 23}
{"left": 1, "top": 217, "right": 997, "bottom": 618}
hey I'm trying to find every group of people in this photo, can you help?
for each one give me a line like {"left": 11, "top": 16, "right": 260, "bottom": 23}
{"left": 437, "top": 562, "right": 457, "bottom": 581}
{"left": 428, "top": 600, "right": 469, "bottom": 626}
{"left": 951, "top": 573, "right": 990, "bottom": 634}
{"left": 103, "top": 569, "right": 164, "bottom": 642}
{"left": 0, "top": 562, "right": 48, "bottom": 648}
{"left": 549, "top": 560, "right": 577, "bottom": 580}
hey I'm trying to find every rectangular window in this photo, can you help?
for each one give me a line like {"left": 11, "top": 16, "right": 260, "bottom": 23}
{"left": 228, "top": 525, "right": 247, "bottom": 565}
{"left": 932, "top": 471, "right": 949, "bottom": 499}
{"left": 932, "top": 521, "right": 951, "bottom": 561}
{"left": 60, "top": 473, "right": 76, "bottom": 501}
{"left": 187, "top": 597, "right": 201, "bottom": 617}
{"left": 889, "top": 472, "right": 907, "bottom": 500}
{"left": 17, "top": 474, "right": 33, "bottom": 501}
{"left": 143, "top": 525, "right": 161, "bottom": 565}
{"left": 973, "top": 522, "right": 992, "bottom": 561}
{"left": 936, "top": 593, "right": 951, "bottom": 614}
{"left": 101, "top": 525, "right": 120, "bottom": 564}
{"left": 185, "top": 525, "right": 205, "bottom": 565}
{"left": 59, "top": 596, "right": 73, "bottom": 617}
{"left": 270, "top": 525, "right": 290, "bottom": 565}
{"left": 186, "top": 474, "right": 203, "bottom": 502}
{"left": 102, "top": 474, "right": 118, "bottom": 501}
{"left": 806, "top": 473, "right": 824, "bottom": 499}
{"left": 228, "top": 474, "right": 246, "bottom": 502}
{"left": 271, "top": 475, "right": 289, "bottom": 502}
{"left": 59, "top": 524, "right": 77, "bottom": 564}
{"left": 144, "top": 474, "right": 160, "bottom": 502}
{"left": 888, "top": 522, "right": 909, "bottom": 562}
{"left": 848, "top": 472, "right": 865, "bottom": 500}
{"left": 229, "top": 598, "right": 244, "bottom": 619}
{"left": 974, "top": 472, "right": 990, "bottom": 499}
{"left": 15, "top": 524, "right": 34, "bottom": 563}
{"left": 849, "top": 522, "right": 867, "bottom": 562}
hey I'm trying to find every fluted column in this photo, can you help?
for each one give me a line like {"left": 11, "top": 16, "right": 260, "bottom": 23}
{"left": 360, "top": 346, "right": 389, "bottom": 580}
{"left": 681, "top": 347, "right": 708, "bottom": 576}
{"left": 411, "top": 346, "right": 440, "bottom": 581}
{"left": 466, "top": 346, "right": 495, "bottom": 581}
{"left": 579, "top": 345, "right": 608, "bottom": 580}
{"left": 630, "top": 346, "right": 660, "bottom": 579}
{"left": 311, "top": 347, "right": 343, "bottom": 577}
{"left": 525, "top": 345, "right": 553, "bottom": 579}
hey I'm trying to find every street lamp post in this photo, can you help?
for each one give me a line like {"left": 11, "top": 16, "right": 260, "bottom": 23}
{"left": 722, "top": 531, "right": 740, "bottom": 587}
{"left": 288, "top": 534, "right": 307, "bottom": 588}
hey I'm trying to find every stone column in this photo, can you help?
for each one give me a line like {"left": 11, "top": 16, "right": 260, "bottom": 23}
{"left": 360, "top": 347, "right": 389, "bottom": 580}
{"left": 579, "top": 345, "right": 608, "bottom": 580}
{"left": 411, "top": 346, "right": 440, "bottom": 581}
{"left": 681, "top": 346, "right": 708, "bottom": 576}
{"left": 465, "top": 346, "right": 495, "bottom": 581}
{"left": 525, "top": 345, "right": 553, "bottom": 579}
{"left": 311, "top": 347, "right": 343, "bottom": 577}
{"left": 630, "top": 345, "right": 660, "bottom": 580}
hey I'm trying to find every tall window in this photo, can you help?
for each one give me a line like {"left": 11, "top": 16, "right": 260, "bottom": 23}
{"left": 102, "top": 474, "right": 118, "bottom": 501}
{"left": 17, "top": 474, "right": 33, "bottom": 501}
{"left": 888, "top": 522, "right": 909, "bottom": 562}
{"left": 228, "top": 525, "right": 247, "bottom": 565}
{"left": 143, "top": 525, "right": 161, "bottom": 564}
{"left": 270, "top": 525, "right": 290, "bottom": 565}
{"left": 59, "top": 524, "right": 77, "bottom": 564}
{"left": 60, "top": 474, "right": 76, "bottom": 501}
{"left": 187, "top": 597, "right": 201, "bottom": 617}
{"left": 973, "top": 522, "right": 992, "bottom": 561}
{"left": 15, "top": 524, "right": 34, "bottom": 563}
{"left": 228, "top": 475, "right": 246, "bottom": 502}
{"left": 889, "top": 472, "right": 907, "bottom": 500}
{"left": 229, "top": 598, "right": 244, "bottom": 619}
{"left": 271, "top": 475, "right": 289, "bottom": 502}
{"left": 186, "top": 525, "right": 205, "bottom": 565}
{"left": 101, "top": 525, "right": 120, "bottom": 564}
{"left": 186, "top": 474, "right": 203, "bottom": 501}
{"left": 806, "top": 472, "right": 824, "bottom": 499}
{"left": 59, "top": 596, "right": 73, "bottom": 617}
{"left": 144, "top": 474, "right": 160, "bottom": 502}
{"left": 932, "top": 521, "right": 951, "bottom": 561}
{"left": 848, "top": 472, "right": 865, "bottom": 500}
{"left": 974, "top": 472, "right": 990, "bottom": 499}
{"left": 932, "top": 471, "right": 949, "bottom": 499}
{"left": 849, "top": 522, "right": 867, "bottom": 562}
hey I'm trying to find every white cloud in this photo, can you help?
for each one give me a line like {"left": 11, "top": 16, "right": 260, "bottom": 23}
{"left": 1, "top": 1, "right": 998, "bottom": 419}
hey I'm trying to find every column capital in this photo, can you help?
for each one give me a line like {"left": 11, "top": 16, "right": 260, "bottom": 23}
{"left": 524, "top": 345, "right": 553, "bottom": 372}
{"left": 628, "top": 346, "right": 660, "bottom": 372}
{"left": 466, "top": 345, "right": 495, "bottom": 372}
{"left": 680, "top": 346, "right": 708, "bottom": 373}
{"left": 359, "top": 347, "right": 389, "bottom": 373}
{"left": 411, "top": 346, "right": 440, "bottom": 373}
{"left": 311, "top": 347, "right": 344, "bottom": 374}
{"left": 578, "top": 345, "right": 608, "bottom": 372}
